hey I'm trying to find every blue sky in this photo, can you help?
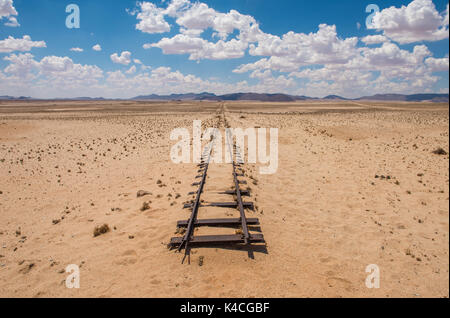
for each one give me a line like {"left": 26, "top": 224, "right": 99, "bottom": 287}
{"left": 0, "top": 0, "right": 448, "bottom": 98}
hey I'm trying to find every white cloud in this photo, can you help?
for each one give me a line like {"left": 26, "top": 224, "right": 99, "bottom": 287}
{"left": 1, "top": 53, "right": 308, "bottom": 98}
{"left": 0, "top": 35, "right": 46, "bottom": 53}
{"left": 3, "top": 53, "right": 103, "bottom": 81}
{"left": 110, "top": 51, "right": 132, "bottom": 65}
{"left": 148, "top": 34, "right": 247, "bottom": 60}
{"left": 249, "top": 24, "right": 359, "bottom": 64}
{"left": 139, "top": 0, "right": 263, "bottom": 60}
{"left": 372, "top": 0, "right": 449, "bottom": 44}
{"left": 4, "top": 16, "right": 18, "bottom": 27}
{"left": 125, "top": 65, "right": 136, "bottom": 74}
{"left": 285, "top": 41, "right": 445, "bottom": 97}
{"left": 133, "top": 58, "right": 142, "bottom": 64}
{"left": 361, "top": 42, "right": 431, "bottom": 68}
{"left": 92, "top": 44, "right": 102, "bottom": 51}
{"left": 1, "top": 53, "right": 104, "bottom": 97}
{"left": 3, "top": 53, "right": 37, "bottom": 79}
{"left": 135, "top": 2, "right": 170, "bottom": 34}
{"left": 425, "top": 56, "right": 449, "bottom": 72}
{"left": 0, "top": 0, "right": 17, "bottom": 17}
{"left": 70, "top": 47, "right": 83, "bottom": 52}
{"left": 0, "top": 0, "right": 19, "bottom": 27}
{"left": 361, "top": 35, "right": 389, "bottom": 45}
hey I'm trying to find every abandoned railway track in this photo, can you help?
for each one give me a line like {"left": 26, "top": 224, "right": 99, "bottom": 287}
{"left": 169, "top": 107, "right": 265, "bottom": 264}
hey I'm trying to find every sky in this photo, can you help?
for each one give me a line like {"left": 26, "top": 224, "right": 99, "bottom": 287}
{"left": 0, "top": 0, "right": 448, "bottom": 98}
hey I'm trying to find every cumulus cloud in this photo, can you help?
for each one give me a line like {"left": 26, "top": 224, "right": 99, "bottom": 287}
{"left": 0, "top": 35, "right": 46, "bottom": 53}
{"left": 249, "top": 24, "right": 359, "bottom": 65}
{"left": 361, "top": 35, "right": 389, "bottom": 45}
{"left": 0, "top": 0, "right": 19, "bottom": 27}
{"left": 149, "top": 34, "right": 247, "bottom": 60}
{"left": 3, "top": 53, "right": 37, "bottom": 79}
{"left": 0, "top": 0, "right": 16, "bottom": 16}
{"left": 135, "top": 2, "right": 170, "bottom": 33}
{"left": 372, "top": 0, "right": 449, "bottom": 44}
{"left": 92, "top": 44, "right": 102, "bottom": 51}
{"left": 140, "top": 0, "right": 262, "bottom": 60}
{"left": 1, "top": 52, "right": 306, "bottom": 98}
{"left": 125, "top": 65, "right": 136, "bottom": 74}
{"left": 3, "top": 53, "right": 102, "bottom": 82}
{"left": 110, "top": 51, "right": 132, "bottom": 65}
{"left": 4, "top": 16, "right": 18, "bottom": 27}
{"left": 70, "top": 47, "right": 83, "bottom": 52}
{"left": 285, "top": 41, "right": 444, "bottom": 97}
{"left": 425, "top": 56, "right": 449, "bottom": 72}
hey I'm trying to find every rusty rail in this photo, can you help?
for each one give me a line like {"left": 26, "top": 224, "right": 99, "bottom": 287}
{"left": 169, "top": 122, "right": 265, "bottom": 263}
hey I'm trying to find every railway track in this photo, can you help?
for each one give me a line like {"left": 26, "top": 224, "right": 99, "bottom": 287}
{"left": 169, "top": 108, "right": 265, "bottom": 264}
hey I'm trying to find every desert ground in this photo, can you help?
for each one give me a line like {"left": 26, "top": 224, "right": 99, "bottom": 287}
{"left": 0, "top": 100, "right": 448, "bottom": 298}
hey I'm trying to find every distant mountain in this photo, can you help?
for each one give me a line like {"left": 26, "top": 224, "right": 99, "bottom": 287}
{"left": 68, "top": 97, "right": 106, "bottom": 101}
{"left": 219, "top": 93, "right": 296, "bottom": 102}
{"left": 357, "top": 93, "right": 449, "bottom": 102}
{"left": 292, "top": 95, "right": 319, "bottom": 101}
{"left": 323, "top": 95, "right": 349, "bottom": 100}
{"left": 0, "top": 95, "right": 32, "bottom": 100}
{"left": 132, "top": 92, "right": 219, "bottom": 101}
{"left": 133, "top": 92, "right": 317, "bottom": 102}
{"left": 1, "top": 93, "right": 448, "bottom": 103}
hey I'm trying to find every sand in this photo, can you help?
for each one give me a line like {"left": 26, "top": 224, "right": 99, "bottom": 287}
{"left": 0, "top": 100, "right": 448, "bottom": 298}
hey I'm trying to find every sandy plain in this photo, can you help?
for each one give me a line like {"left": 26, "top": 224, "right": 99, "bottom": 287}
{"left": 0, "top": 100, "right": 448, "bottom": 298}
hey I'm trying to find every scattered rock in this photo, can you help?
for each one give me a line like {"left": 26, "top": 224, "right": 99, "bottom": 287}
{"left": 93, "top": 224, "right": 110, "bottom": 237}
{"left": 175, "top": 227, "right": 186, "bottom": 235}
{"left": 432, "top": 147, "right": 447, "bottom": 155}
{"left": 198, "top": 256, "right": 204, "bottom": 267}
{"left": 128, "top": 235, "right": 135, "bottom": 239}
{"left": 52, "top": 219, "right": 60, "bottom": 225}
{"left": 137, "top": 190, "right": 151, "bottom": 198}
{"left": 19, "top": 262, "right": 35, "bottom": 274}
{"left": 140, "top": 201, "right": 151, "bottom": 211}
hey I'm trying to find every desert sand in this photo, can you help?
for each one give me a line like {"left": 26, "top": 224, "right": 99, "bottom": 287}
{"left": 0, "top": 100, "right": 448, "bottom": 298}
